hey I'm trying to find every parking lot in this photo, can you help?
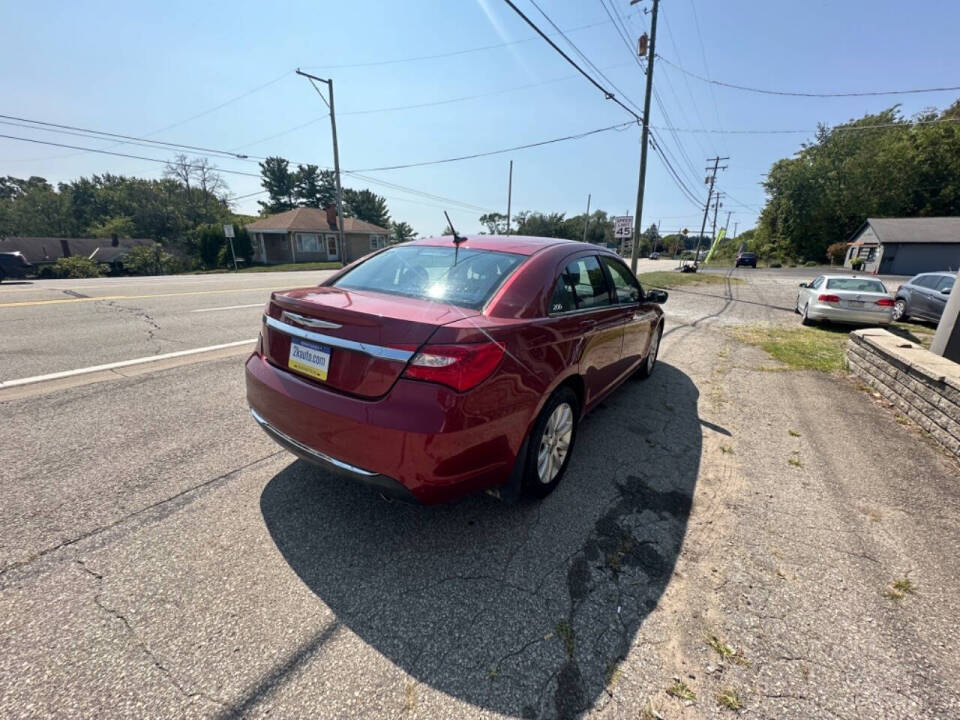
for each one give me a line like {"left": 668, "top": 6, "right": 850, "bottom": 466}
{"left": 2, "top": 265, "right": 958, "bottom": 719}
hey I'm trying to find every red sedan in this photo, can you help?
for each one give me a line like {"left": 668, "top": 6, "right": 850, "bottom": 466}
{"left": 245, "top": 235, "right": 667, "bottom": 504}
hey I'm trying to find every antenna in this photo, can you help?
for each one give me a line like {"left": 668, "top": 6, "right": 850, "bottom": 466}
{"left": 444, "top": 210, "right": 466, "bottom": 265}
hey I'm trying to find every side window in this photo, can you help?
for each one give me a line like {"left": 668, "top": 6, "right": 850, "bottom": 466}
{"left": 936, "top": 275, "right": 954, "bottom": 293}
{"left": 811, "top": 276, "right": 824, "bottom": 289}
{"left": 553, "top": 256, "right": 611, "bottom": 312}
{"left": 601, "top": 256, "right": 642, "bottom": 303}
{"left": 549, "top": 277, "right": 574, "bottom": 313}
{"left": 913, "top": 275, "right": 937, "bottom": 289}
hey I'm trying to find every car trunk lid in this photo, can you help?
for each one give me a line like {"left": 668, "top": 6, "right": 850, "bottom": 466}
{"left": 263, "top": 286, "right": 477, "bottom": 398}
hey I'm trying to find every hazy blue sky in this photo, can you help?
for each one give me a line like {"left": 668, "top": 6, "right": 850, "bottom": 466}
{"left": 4, "top": 0, "right": 960, "bottom": 236}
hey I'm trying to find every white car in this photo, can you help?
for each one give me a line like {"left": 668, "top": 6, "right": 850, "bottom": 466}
{"left": 795, "top": 275, "right": 894, "bottom": 326}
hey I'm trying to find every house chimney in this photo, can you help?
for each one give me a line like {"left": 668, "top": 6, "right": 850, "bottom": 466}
{"left": 60, "top": 239, "right": 71, "bottom": 257}
{"left": 111, "top": 233, "right": 119, "bottom": 247}
{"left": 325, "top": 204, "right": 338, "bottom": 229}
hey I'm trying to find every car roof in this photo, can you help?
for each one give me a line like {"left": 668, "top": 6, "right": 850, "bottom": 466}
{"left": 820, "top": 274, "right": 884, "bottom": 280}
{"left": 408, "top": 235, "right": 596, "bottom": 257}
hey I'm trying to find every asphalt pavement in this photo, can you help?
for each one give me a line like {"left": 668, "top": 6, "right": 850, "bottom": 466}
{"left": 2, "top": 266, "right": 958, "bottom": 718}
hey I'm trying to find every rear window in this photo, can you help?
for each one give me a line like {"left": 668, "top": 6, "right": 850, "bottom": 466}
{"left": 739, "top": 252, "right": 756, "bottom": 258}
{"left": 332, "top": 245, "right": 524, "bottom": 309}
{"left": 825, "top": 278, "right": 887, "bottom": 293}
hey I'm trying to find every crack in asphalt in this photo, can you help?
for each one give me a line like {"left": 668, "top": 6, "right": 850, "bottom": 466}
{"left": 76, "top": 559, "right": 232, "bottom": 711}
{"left": 0, "top": 451, "right": 283, "bottom": 585}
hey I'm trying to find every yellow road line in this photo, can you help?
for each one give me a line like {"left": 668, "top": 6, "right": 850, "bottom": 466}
{"left": 0, "top": 286, "right": 290, "bottom": 309}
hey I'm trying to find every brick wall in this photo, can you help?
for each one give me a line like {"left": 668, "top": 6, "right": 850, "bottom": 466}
{"left": 846, "top": 329, "right": 960, "bottom": 459}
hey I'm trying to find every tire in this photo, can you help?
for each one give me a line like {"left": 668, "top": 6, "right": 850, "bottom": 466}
{"left": 794, "top": 295, "right": 801, "bottom": 314}
{"left": 801, "top": 303, "right": 814, "bottom": 326}
{"left": 893, "top": 298, "right": 908, "bottom": 322}
{"left": 636, "top": 322, "right": 663, "bottom": 380}
{"left": 522, "top": 386, "right": 579, "bottom": 499}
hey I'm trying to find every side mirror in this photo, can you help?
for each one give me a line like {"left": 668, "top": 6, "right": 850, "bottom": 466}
{"left": 798, "top": 282, "right": 808, "bottom": 288}
{"left": 646, "top": 289, "right": 668, "bottom": 304}
{"left": 942, "top": 288, "right": 951, "bottom": 295}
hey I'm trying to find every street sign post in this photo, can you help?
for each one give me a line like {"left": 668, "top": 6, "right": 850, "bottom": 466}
{"left": 223, "top": 224, "right": 238, "bottom": 272}
{"left": 613, "top": 216, "right": 633, "bottom": 257}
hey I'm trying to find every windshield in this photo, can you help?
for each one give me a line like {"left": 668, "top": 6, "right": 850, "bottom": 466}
{"left": 333, "top": 245, "right": 524, "bottom": 309}
{"left": 825, "top": 278, "right": 887, "bottom": 293}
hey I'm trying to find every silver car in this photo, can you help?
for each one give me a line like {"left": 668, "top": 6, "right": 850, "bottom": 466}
{"left": 795, "top": 275, "right": 894, "bottom": 326}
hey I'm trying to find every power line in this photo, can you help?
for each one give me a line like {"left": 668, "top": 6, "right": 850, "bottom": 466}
{"left": 657, "top": 54, "right": 960, "bottom": 98}
{"left": 300, "top": 15, "right": 631, "bottom": 70}
{"left": 687, "top": 0, "right": 728, "bottom": 155}
{"left": 0, "top": 133, "right": 496, "bottom": 214}
{"left": 499, "top": 0, "right": 641, "bottom": 122}
{"left": 351, "top": 121, "right": 635, "bottom": 172}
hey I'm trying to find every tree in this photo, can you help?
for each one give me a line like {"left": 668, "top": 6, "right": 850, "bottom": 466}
{"left": 756, "top": 101, "right": 960, "bottom": 261}
{"left": 192, "top": 223, "right": 225, "bottom": 269}
{"left": 343, "top": 188, "right": 390, "bottom": 227}
{"left": 294, "top": 165, "right": 338, "bottom": 208}
{"left": 390, "top": 221, "right": 415, "bottom": 244}
{"left": 258, "top": 157, "right": 296, "bottom": 214}
{"left": 478, "top": 212, "right": 508, "bottom": 234}
{"left": 639, "top": 223, "right": 661, "bottom": 255}
{"left": 87, "top": 215, "right": 136, "bottom": 238}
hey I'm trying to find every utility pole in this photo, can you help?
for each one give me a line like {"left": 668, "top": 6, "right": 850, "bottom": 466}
{"left": 629, "top": 0, "right": 659, "bottom": 273}
{"left": 710, "top": 193, "right": 725, "bottom": 241}
{"left": 296, "top": 69, "right": 345, "bottom": 260}
{"left": 506, "top": 160, "right": 513, "bottom": 235}
{"left": 692, "top": 156, "right": 727, "bottom": 269}
{"left": 582, "top": 193, "right": 591, "bottom": 242}
{"left": 732, "top": 221, "right": 739, "bottom": 241}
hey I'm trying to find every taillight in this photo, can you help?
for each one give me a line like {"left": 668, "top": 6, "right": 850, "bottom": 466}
{"left": 817, "top": 294, "right": 841, "bottom": 303}
{"left": 401, "top": 342, "right": 504, "bottom": 392}
{"left": 876, "top": 297, "right": 895, "bottom": 307}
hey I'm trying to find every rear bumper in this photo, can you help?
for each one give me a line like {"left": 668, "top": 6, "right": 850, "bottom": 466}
{"left": 245, "top": 352, "right": 534, "bottom": 504}
{"left": 807, "top": 303, "right": 893, "bottom": 325}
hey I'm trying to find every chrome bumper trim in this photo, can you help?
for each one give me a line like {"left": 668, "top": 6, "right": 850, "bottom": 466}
{"left": 250, "top": 408, "right": 378, "bottom": 477}
{"left": 263, "top": 314, "right": 413, "bottom": 362}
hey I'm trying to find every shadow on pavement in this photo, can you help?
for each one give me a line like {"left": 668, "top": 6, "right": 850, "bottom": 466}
{"left": 259, "top": 363, "right": 703, "bottom": 718}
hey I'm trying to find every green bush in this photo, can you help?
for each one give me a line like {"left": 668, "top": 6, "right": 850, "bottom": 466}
{"left": 769, "top": 262, "right": 783, "bottom": 268}
{"left": 50, "top": 256, "right": 108, "bottom": 278}
{"left": 122, "top": 244, "right": 185, "bottom": 275}
{"left": 804, "top": 260, "right": 817, "bottom": 267}
{"left": 850, "top": 257, "right": 865, "bottom": 270}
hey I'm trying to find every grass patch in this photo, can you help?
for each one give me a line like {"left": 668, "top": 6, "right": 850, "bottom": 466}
{"left": 666, "top": 680, "right": 696, "bottom": 701}
{"left": 788, "top": 457, "right": 803, "bottom": 468}
{"left": 637, "top": 270, "right": 745, "bottom": 290}
{"left": 717, "top": 688, "right": 744, "bottom": 711}
{"left": 884, "top": 578, "right": 916, "bottom": 601}
{"left": 788, "top": 429, "right": 801, "bottom": 437}
{"left": 556, "top": 619, "right": 575, "bottom": 657}
{"left": 719, "top": 445, "right": 734, "bottom": 454}
{"left": 640, "top": 699, "right": 665, "bottom": 719}
{"left": 705, "top": 635, "right": 750, "bottom": 666}
{"left": 730, "top": 325, "right": 847, "bottom": 372}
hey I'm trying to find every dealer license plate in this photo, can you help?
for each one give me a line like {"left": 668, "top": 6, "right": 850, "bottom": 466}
{"left": 288, "top": 338, "right": 331, "bottom": 382}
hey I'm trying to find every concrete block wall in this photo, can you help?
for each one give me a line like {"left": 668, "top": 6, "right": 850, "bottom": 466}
{"left": 846, "top": 329, "right": 960, "bottom": 459}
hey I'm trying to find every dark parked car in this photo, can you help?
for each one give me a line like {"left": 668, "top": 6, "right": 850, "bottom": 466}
{"left": 0, "top": 251, "right": 32, "bottom": 282}
{"left": 893, "top": 272, "right": 955, "bottom": 323}
{"left": 735, "top": 252, "right": 757, "bottom": 268}
{"left": 246, "top": 235, "right": 667, "bottom": 504}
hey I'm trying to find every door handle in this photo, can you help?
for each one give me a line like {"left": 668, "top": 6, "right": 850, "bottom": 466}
{"left": 579, "top": 318, "right": 597, "bottom": 329}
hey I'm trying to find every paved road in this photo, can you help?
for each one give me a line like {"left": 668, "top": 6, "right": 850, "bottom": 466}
{"left": 1, "top": 268, "right": 957, "bottom": 718}
{"left": 0, "top": 271, "right": 338, "bottom": 380}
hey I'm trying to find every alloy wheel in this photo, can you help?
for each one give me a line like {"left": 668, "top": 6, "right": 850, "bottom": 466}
{"left": 537, "top": 402, "right": 573, "bottom": 485}
{"left": 646, "top": 327, "right": 661, "bottom": 373}
{"left": 893, "top": 299, "right": 906, "bottom": 321}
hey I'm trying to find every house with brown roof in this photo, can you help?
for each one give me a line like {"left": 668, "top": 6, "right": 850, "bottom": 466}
{"left": 246, "top": 206, "right": 389, "bottom": 265}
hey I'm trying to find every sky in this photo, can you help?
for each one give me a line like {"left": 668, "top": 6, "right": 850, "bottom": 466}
{"left": 3, "top": 0, "right": 960, "bottom": 238}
